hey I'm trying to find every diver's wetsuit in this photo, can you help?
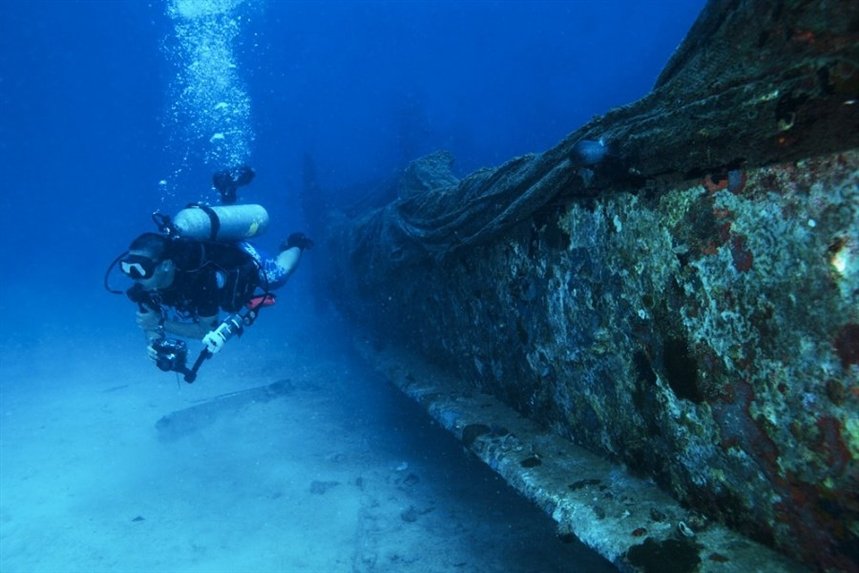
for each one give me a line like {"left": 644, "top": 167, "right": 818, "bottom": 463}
{"left": 127, "top": 239, "right": 287, "bottom": 318}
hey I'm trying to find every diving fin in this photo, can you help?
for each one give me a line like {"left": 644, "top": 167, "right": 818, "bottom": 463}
{"left": 213, "top": 165, "right": 256, "bottom": 204}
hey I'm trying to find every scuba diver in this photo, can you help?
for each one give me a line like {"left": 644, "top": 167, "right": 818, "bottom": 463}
{"left": 106, "top": 166, "right": 314, "bottom": 383}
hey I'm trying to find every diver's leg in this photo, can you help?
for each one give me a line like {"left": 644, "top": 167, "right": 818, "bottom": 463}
{"left": 240, "top": 242, "right": 302, "bottom": 291}
{"left": 275, "top": 247, "right": 301, "bottom": 281}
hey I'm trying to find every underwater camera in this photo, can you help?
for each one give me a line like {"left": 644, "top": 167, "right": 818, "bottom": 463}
{"left": 150, "top": 337, "right": 210, "bottom": 383}
{"left": 152, "top": 338, "right": 189, "bottom": 373}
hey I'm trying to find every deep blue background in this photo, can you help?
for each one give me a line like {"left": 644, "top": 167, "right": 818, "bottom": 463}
{"left": 0, "top": 0, "right": 704, "bottom": 338}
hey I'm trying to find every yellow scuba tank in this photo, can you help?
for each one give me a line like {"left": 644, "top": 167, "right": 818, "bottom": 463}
{"left": 170, "top": 204, "right": 269, "bottom": 241}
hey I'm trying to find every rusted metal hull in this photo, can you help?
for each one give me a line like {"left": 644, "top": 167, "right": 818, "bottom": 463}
{"left": 321, "top": 1, "right": 859, "bottom": 569}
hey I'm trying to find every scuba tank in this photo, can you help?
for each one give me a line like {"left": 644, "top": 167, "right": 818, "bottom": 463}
{"left": 159, "top": 204, "right": 270, "bottom": 241}
{"left": 153, "top": 165, "right": 265, "bottom": 241}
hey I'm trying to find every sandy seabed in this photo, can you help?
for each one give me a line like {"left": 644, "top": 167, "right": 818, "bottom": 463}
{"left": 0, "top": 315, "right": 615, "bottom": 573}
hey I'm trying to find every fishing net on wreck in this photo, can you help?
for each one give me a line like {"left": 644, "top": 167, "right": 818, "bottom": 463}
{"left": 343, "top": 0, "right": 858, "bottom": 274}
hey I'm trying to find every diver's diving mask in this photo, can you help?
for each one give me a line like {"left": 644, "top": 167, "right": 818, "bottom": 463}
{"left": 119, "top": 254, "right": 159, "bottom": 280}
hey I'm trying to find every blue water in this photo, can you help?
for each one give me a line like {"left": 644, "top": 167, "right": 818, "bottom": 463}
{"left": 0, "top": 2, "right": 704, "bottom": 571}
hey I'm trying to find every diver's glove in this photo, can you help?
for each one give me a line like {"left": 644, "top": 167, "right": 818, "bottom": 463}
{"left": 202, "top": 314, "right": 244, "bottom": 355}
{"left": 202, "top": 330, "right": 226, "bottom": 355}
{"left": 281, "top": 232, "right": 314, "bottom": 252}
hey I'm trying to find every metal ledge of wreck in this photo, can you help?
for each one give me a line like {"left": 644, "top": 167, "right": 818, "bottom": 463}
{"left": 354, "top": 338, "right": 808, "bottom": 573}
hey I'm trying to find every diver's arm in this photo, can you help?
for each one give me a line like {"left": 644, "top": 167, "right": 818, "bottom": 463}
{"left": 136, "top": 307, "right": 217, "bottom": 340}
{"left": 131, "top": 286, "right": 166, "bottom": 341}
{"left": 136, "top": 309, "right": 164, "bottom": 341}
{"left": 162, "top": 315, "right": 219, "bottom": 339}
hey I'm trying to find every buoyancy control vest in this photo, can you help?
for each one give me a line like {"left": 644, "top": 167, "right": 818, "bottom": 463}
{"left": 126, "top": 238, "right": 262, "bottom": 318}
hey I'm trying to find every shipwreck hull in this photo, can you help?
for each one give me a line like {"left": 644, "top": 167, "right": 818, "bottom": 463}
{"left": 321, "top": 0, "right": 858, "bottom": 570}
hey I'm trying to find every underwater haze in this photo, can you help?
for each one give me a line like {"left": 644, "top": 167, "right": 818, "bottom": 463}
{"left": 0, "top": 1, "right": 704, "bottom": 572}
